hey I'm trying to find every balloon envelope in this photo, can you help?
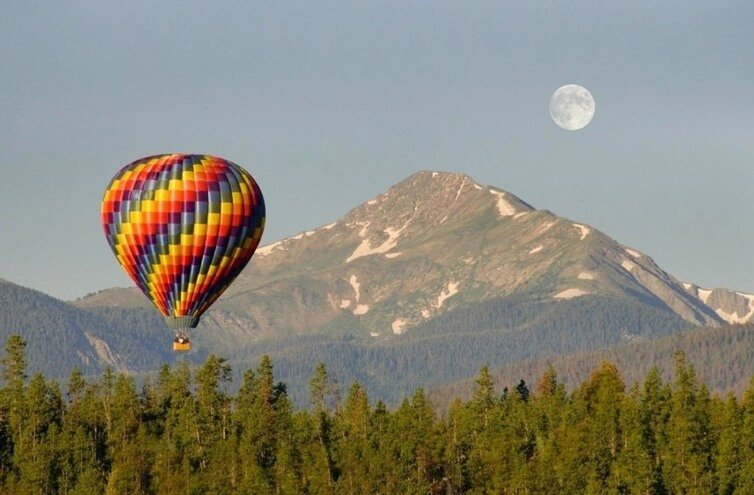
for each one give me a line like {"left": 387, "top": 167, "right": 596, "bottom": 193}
{"left": 101, "top": 154, "right": 265, "bottom": 329}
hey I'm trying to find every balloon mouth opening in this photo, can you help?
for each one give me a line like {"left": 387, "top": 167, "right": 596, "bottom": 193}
{"left": 165, "top": 315, "right": 200, "bottom": 329}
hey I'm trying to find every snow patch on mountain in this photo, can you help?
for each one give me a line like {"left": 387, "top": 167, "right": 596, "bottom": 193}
{"left": 514, "top": 212, "right": 528, "bottom": 219}
{"left": 347, "top": 221, "right": 410, "bottom": 263}
{"left": 621, "top": 260, "right": 636, "bottom": 272}
{"left": 489, "top": 190, "right": 516, "bottom": 217}
{"left": 392, "top": 318, "right": 407, "bottom": 335}
{"left": 256, "top": 229, "right": 312, "bottom": 256}
{"left": 573, "top": 224, "right": 591, "bottom": 240}
{"left": 529, "top": 245, "right": 543, "bottom": 254}
{"left": 356, "top": 222, "right": 370, "bottom": 237}
{"left": 353, "top": 304, "right": 369, "bottom": 315}
{"left": 322, "top": 222, "right": 337, "bottom": 229}
{"left": 348, "top": 274, "right": 370, "bottom": 315}
{"left": 385, "top": 252, "right": 402, "bottom": 259}
{"left": 625, "top": 248, "right": 642, "bottom": 258}
{"left": 539, "top": 221, "right": 555, "bottom": 233}
{"left": 256, "top": 241, "right": 284, "bottom": 256}
{"left": 455, "top": 177, "right": 467, "bottom": 200}
{"left": 740, "top": 293, "right": 754, "bottom": 304}
{"left": 349, "top": 275, "right": 361, "bottom": 300}
{"left": 578, "top": 272, "right": 595, "bottom": 280}
{"left": 434, "top": 282, "right": 459, "bottom": 309}
{"left": 715, "top": 307, "right": 754, "bottom": 325}
{"left": 340, "top": 299, "right": 351, "bottom": 309}
{"left": 554, "top": 288, "right": 589, "bottom": 299}
{"left": 698, "top": 288, "right": 712, "bottom": 303}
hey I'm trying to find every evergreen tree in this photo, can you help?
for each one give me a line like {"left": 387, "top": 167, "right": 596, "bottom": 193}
{"left": 335, "top": 382, "right": 373, "bottom": 494}
{"left": 309, "top": 362, "right": 336, "bottom": 490}
{"left": 717, "top": 393, "right": 742, "bottom": 495}
{"left": 14, "top": 373, "right": 63, "bottom": 495}
{"left": 663, "top": 351, "right": 716, "bottom": 494}
{"left": 105, "top": 375, "right": 151, "bottom": 495}
{"left": 736, "top": 377, "right": 754, "bottom": 493}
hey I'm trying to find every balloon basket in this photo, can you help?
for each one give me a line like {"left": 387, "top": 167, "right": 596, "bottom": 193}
{"left": 173, "top": 334, "right": 191, "bottom": 352}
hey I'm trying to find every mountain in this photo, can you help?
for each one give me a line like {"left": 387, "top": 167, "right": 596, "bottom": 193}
{"left": 220, "top": 170, "right": 726, "bottom": 332}
{"left": 54, "top": 170, "right": 751, "bottom": 403}
{"left": 76, "top": 170, "right": 741, "bottom": 336}
{"left": 0, "top": 278, "right": 192, "bottom": 378}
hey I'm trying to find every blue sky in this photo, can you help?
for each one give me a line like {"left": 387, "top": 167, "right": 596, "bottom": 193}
{"left": 1, "top": 1, "right": 752, "bottom": 299}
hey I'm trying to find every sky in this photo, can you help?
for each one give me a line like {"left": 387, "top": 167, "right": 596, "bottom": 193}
{"left": 0, "top": 1, "right": 752, "bottom": 300}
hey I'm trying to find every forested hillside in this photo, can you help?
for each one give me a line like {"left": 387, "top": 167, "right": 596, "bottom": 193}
{"left": 0, "top": 279, "right": 184, "bottom": 376}
{"left": 432, "top": 322, "right": 754, "bottom": 409}
{"left": 237, "top": 293, "right": 692, "bottom": 405}
{"left": 1, "top": 334, "right": 754, "bottom": 494}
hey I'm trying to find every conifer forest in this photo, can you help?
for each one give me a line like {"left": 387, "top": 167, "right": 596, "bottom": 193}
{"left": 2, "top": 334, "right": 754, "bottom": 495}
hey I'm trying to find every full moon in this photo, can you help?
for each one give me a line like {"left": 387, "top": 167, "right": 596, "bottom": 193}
{"left": 549, "top": 84, "right": 595, "bottom": 130}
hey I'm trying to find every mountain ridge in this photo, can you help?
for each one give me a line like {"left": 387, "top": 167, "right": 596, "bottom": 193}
{"left": 74, "top": 170, "right": 752, "bottom": 331}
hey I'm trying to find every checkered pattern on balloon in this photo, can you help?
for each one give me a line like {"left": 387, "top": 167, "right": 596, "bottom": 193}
{"left": 101, "top": 154, "right": 265, "bottom": 331}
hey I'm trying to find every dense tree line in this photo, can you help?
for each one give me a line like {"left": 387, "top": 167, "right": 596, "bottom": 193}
{"left": 2, "top": 334, "right": 754, "bottom": 494}
{"left": 431, "top": 323, "right": 754, "bottom": 410}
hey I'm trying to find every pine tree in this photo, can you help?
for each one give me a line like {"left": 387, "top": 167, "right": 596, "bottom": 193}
{"left": 105, "top": 374, "right": 151, "bottom": 495}
{"left": 663, "top": 351, "right": 716, "bottom": 494}
{"left": 309, "top": 362, "right": 336, "bottom": 490}
{"left": 235, "top": 356, "right": 285, "bottom": 494}
{"left": 14, "top": 373, "right": 62, "bottom": 495}
{"left": 716, "top": 393, "right": 742, "bottom": 495}
{"left": 335, "top": 382, "right": 373, "bottom": 494}
{"left": 151, "top": 362, "right": 193, "bottom": 495}
{"left": 386, "top": 388, "right": 440, "bottom": 494}
{"left": 1, "top": 335, "right": 28, "bottom": 447}
{"left": 192, "top": 354, "right": 234, "bottom": 493}
{"left": 529, "top": 367, "right": 567, "bottom": 494}
{"left": 58, "top": 368, "right": 104, "bottom": 494}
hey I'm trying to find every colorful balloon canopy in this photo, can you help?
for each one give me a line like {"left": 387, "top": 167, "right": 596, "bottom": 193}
{"left": 101, "top": 154, "right": 265, "bottom": 330}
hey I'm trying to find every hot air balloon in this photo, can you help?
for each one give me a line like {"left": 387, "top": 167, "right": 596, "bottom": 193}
{"left": 101, "top": 154, "right": 265, "bottom": 351}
